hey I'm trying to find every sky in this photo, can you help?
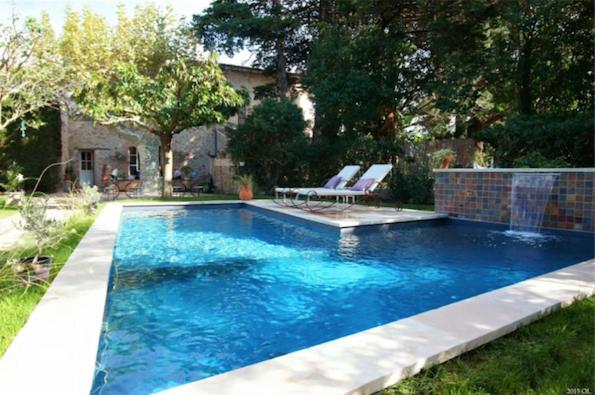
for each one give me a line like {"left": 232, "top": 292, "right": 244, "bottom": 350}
{"left": 0, "top": 0, "right": 253, "bottom": 66}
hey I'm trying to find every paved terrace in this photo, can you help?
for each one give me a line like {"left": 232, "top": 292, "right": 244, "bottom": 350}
{"left": 246, "top": 200, "right": 447, "bottom": 228}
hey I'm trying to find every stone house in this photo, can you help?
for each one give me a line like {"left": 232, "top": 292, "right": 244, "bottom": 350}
{"left": 60, "top": 64, "right": 314, "bottom": 194}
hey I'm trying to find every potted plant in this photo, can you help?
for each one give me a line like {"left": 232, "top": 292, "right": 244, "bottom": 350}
{"left": 0, "top": 163, "right": 26, "bottom": 206}
{"left": 236, "top": 174, "right": 254, "bottom": 200}
{"left": 431, "top": 148, "right": 457, "bottom": 169}
{"left": 14, "top": 196, "right": 67, "bottom": 283}
{"left": 12, "top": 161, "right": 71, "bottom": 284}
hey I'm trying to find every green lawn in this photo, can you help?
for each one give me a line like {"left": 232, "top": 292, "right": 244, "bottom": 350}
{"left": 401, "top": 203, "right": 434, "bottom": 211}
{"left": 0, "top": 207, "right": 18, "bottom": 219}
{"left": 379, "top": 297, "right": 595, "bottom": 395}
{"left": 0, "top": 212, "right": 97, "bottom": 356}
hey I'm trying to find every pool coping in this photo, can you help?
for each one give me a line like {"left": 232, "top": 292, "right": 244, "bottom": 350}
{"left": 433, "top": 167, "right": 595, "bottom": 173}
{"left": 0, "top": 201, "right": 592, "bottom": 395}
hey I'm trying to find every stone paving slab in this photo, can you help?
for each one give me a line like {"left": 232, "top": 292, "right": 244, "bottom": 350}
{"left": 246, "top": 200, "right": 446, "bottom": 228}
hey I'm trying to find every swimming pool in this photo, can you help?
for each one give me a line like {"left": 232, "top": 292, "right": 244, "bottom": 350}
{"left": 92, "top": 204, "right": 594, "bottom": 394}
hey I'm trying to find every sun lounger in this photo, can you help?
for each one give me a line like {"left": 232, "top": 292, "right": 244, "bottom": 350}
{"left": 274, "top": 165, "right": 360, "bottom": 203}
{"left": 294, "top": 164, "right": 393, "bottom": 211}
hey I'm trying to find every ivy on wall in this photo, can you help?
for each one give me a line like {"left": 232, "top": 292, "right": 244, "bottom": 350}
{"left": 0, "top": 107, "right": 62, "bottom": 192}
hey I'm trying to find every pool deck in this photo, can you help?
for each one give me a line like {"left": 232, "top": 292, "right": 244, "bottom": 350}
{"left": 0, "top": 200, "right": 592, "bottom": 395}
{"left": 246, "top": 200, "right": 446, "bottom": 228}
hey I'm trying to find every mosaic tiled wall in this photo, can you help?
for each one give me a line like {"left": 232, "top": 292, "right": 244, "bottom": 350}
{"left": 434, "top": 170, "right": 595, "bottom": 232}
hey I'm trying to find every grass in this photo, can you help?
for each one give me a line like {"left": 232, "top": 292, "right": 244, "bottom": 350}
{"left": 379, "top": 297, "right": 595, "bottom": 395}
{"left": 0, "top": 212, "right": 97, "bottom": 356}
{"left": 0, "top": 207, "right": 18, "bottom": 219}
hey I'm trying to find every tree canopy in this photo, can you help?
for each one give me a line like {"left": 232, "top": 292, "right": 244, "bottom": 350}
{"left": 193, "top": 0, "right": 320, "bottom": 99}
{"left": 66, "top": 5, "right": 246, "bottom": 196}
{"left": 0, "top": 13, "right": 63, "bottom": 133}
{"left": 227, "top": 98, "right": 307, "bottom": 190}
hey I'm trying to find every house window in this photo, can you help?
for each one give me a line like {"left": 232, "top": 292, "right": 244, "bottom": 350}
{"left": 128, "top": 146, "right": 140, "bottom": 178}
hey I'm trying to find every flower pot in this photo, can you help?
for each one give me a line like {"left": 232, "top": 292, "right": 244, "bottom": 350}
{"left": 239, "top": 186, "right": 253, "bottom": 201}
{"left": 441, "top": 155, "right": 455, "bottom": 169}
{"left": 16, "top": 256, "right": 53, "bottom": 283}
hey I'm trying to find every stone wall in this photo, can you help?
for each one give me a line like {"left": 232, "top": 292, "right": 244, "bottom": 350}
{"left": 212, "top": 157, "right": 236, "bottom": 194}
{"left": 434, "top": 169, "right": 595, "bottom": 232}
{"left": 62, "top": 119, "right": 162, "bottom": 193}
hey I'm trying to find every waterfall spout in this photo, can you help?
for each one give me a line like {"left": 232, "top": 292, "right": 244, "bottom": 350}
{"left": 509, "top": 173, "right": 558, "bottom": 235}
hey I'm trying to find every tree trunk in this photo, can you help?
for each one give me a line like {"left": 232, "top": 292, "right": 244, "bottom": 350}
{"left": 160, "top": 134, "right": 174, "bottom": 197}
{"left": 319, "top": 0, "right": 335, "bottom": 24}
{"left": 312, "top": 104, "right": 322, "bottom": 142}
{"left": 276, "top": 37, "right": 289, "bottom": 100}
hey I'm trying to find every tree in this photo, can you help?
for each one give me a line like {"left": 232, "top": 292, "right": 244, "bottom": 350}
{"left": 68, "top": 6, "right": 246, "bottom": 197}
{"left": 421, "top": 0, "right": 593, "bottom": 132}
{"left": 227, "top": 98, "right": 307, "bottom": 190}
{"left": 76, "top": 56, "right": 245, "bottom": 197}
{"left": 0, "top": 13, "right": 63, "bottom": 133}
{"left": 303, "top": 1, "right": 428, "bottom": 178}
{"left": 193, "top": 0, "right": 319, "bottom": 99}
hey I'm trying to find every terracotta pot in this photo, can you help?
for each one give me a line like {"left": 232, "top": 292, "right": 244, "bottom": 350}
{"left": 441, "top": 154, "right": 455, "bottom": 169}
{"left": 16, "top": 256, "right": 52, "bottom": 283}
{"left": 239, "top": 186, "right": 253, "bottom": 201}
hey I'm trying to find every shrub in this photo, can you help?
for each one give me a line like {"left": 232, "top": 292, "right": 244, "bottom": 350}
{"left": 0, "top": 163, "right": 26, "bottom": 192}
{"left": 227, "top": 98, "right": 308, "bottom": 191}
{"left": 390, "top": 167, "right": 434, "bottom": 205}
{"left": 0, "top": 107, "right": 61, "bottom": 192}
{"left": 68, "top": 184, "right": 101, "bottom": 215}
{"left": 512, "top": 152, "right": 570, "bottom": 168}
{"left": 478, "top": 112, "right": 593, "bottom": 167}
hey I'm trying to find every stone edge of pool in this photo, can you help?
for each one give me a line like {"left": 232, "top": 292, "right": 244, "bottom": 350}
{"left": 0, "top": 201, "right": 592, "bottom": 395}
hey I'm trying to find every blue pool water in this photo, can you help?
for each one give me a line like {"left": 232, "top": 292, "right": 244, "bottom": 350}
{"left": 93, "top": 205, "right": 594, "bottom": 394}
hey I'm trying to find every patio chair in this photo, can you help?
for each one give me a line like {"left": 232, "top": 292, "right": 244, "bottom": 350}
{"left": 273, "top": 165, "right": 360, "bottom": 206}
{"left": 295, "top": 164, "right": 393, "bottom": 212}
{"left": 172, "top": 178, "right": 203, "bottom": 197}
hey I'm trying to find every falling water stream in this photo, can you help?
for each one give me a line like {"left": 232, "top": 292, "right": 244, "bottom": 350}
{"left": 505, "top": 173, "right": 558, "bottom": 239}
